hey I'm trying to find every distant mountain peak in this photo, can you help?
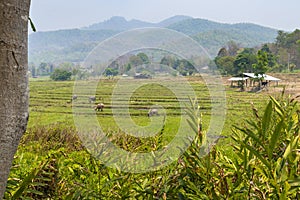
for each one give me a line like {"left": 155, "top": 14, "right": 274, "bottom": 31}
{"left": 107, "top": 16, "right": 127, "bottom": 22}
{"left": 83, "top": 16, "right": 155, "bottom": 31}
{"left": 158, "top": 15, "right": 193, "bottom": 26}
{"left": 83, "top": 15, "right": 194, "bottom": 31}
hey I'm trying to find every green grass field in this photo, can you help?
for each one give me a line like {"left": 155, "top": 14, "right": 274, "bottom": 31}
{"left": 26, "top": 75, "right": 277, "bottom": 159}
{"left": 28, "top": 76, "right": 271, "bottom": 137}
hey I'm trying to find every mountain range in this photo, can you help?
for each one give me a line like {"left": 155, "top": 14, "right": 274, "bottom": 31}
{"left": 29, "top": 15, "right": 278, "bottom": 64}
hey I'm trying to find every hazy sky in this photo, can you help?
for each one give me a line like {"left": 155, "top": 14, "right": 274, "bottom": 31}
{"left": 30, "top": 0, "right": 299, "bottom": 32}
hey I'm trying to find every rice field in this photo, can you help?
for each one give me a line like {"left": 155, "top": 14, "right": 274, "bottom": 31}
{"left": 28, "top": 76, "right": 276, "bottom": 139}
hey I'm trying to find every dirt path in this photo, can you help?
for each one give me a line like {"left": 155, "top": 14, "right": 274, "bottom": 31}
{"left": 270, "top": 73, "right": 300, "bottom": 96}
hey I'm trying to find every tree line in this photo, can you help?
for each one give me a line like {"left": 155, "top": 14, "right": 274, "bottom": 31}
{"left": 30, "top": 52, "right": 197, "bottom": 81}
{"left": 214, "top": 29, "right": 300, "bottom": 75}
{"left": 104, "top": 52, "right": 196, "bottom": 77}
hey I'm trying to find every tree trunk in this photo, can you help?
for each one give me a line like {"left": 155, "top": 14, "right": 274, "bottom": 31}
{"left": 0, "top": 0, "right": 31, "bottom": 198}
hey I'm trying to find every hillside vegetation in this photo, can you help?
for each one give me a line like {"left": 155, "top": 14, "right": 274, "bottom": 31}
{"left": 215, "top": 29, "right": 300, "bottom": 75}
{"left": 29, "top": 16, "right": 277, "bottom": 64}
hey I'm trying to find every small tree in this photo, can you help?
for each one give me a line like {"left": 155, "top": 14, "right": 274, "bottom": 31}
{"left": 254, "top": 50, "right": 269, "bottom": 75}
{"left": 233, "top": 48, "right": 257, "bottom": 74}
{"left": 39, "top": 62, "right": 49, "bottom": 76}
{"left": 50, "top": 69, "right": 72, "bottom": 81}
{"left": 125, "top": 63, "right": 132, "bottom": 73}
{"left": 104, "top": 67, "right": 118, "bottom": 77}
{"left": 128, "top": 55, "right": 142, "bottom": 68}
{"left": 137, "top": 52, "right": 150, "bottom": 64}
{"left": 253, "top": 50, "right": 269, "bottom": 89}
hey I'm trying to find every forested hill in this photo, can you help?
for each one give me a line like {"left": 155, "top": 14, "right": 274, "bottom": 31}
{"left": 29, "top": 29, "right": 120, "bottom": 63}
{"left": 82, "top": 15, "right": 193, "bottom": 30}
{"left": 29, "top": 16, "right": 278, "bottom": 64}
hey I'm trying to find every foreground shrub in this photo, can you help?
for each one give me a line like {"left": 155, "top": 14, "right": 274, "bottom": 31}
{"left": 167, "top": 95, "right": 300, "bottom": 199}
{"left": 231, "top": 95, "right": 300, "bottom": 199}
{"left": 4, "top": 95, "right": 300, "bottom": 199}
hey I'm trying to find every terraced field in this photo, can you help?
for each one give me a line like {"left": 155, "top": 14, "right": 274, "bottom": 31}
{"left": 28, "top": 76, "right": 278, "bottom": 140}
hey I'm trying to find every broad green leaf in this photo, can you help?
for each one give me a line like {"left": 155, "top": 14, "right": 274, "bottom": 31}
{"left": 283, "top": 136, "right": 299, "bottom": 160}
{"left": 262, "top": 100, "right": 273, "bottom": 139}
{"left": 268, "top": 119, "right": 284, "bottom": 158}
{"left": 270, "top": 96, "right": 284, "bottom": 117}
{"left": 288, "top": 178, "right": 300, "bottom": 187}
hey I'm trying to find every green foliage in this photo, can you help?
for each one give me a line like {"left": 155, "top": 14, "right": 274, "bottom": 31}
{"left": 192, "top": 25, "right": 277, "bottom": 57}
{"left": 137, "top": 52, "right": 150, "bottom": 64}
{"left": 214, "top": 55, "right": 235, "bottom": 75}
{"left": 129, "top": 54, "right": 143, "bottom": 67}
{"left": 215, "top": 44, "right": 280, "bottom": 75}
{"left": 38, "top": 62, "right": 50, "bottom": 76}
{"left": 275, "top": 29, "right": 300, "bottom": 71}
{"left": 103, "top": 67, "right": 118, "bottom": 77}
{"left": 50, "top": 68, "right": 72, "bottom": 81}
{"left": 6, "top": 155, "right": 57, "bottom": 200}
{"left": 125, "top": 63, "right": 132, "bottom": 72}
{"left": 214, "top": 29, "right": 300, "bottom": 74}
{"left": 233, "top": 48, "right": 258, "bottom": 74}
{"left": 103, "top": 53, "right": 150, "bottom": 76}
{"left": 231, "top": 95, "right": 300, "bottom": 199}
{"left": 7, "top": 78, "right": 299, "bottom": 199}
{"left": 170, "top": 95, "right": 300, "bottom": 199}
{"left": 160, "top": 56, "right": 196, "bottom": 76}
{"left": 261, "top": 44, "right": 277, "bottom": 68}
{"left": 253, "top": 50, "right": 269, "bottom": 76}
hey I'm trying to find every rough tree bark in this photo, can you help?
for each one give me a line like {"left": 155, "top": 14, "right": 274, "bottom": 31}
{"left": 0, "top": 0, "right": 31, "bottom": 198}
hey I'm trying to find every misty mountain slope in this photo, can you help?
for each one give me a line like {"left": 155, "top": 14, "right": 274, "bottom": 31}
{"left": 29, "top": 29, "right": 120, "bottom": 63}
{"left": 193, "top": 27, "right": 277, "bottom": 57}
{"left": 157, "top": 15, "right": 193, "bottom": 27}
{"left": 167, "top": 18, "right": 228, "bottom": 35}
{"left": 168, "top": 18, "right": 277, "bottom": 40}
{"left": 29, "top": 16, "right": 278, "bottom": 64}
{"left": 82, "top": 15, "right": 193, "bottom": 31}
{"left": 82, "top": 16, "right": 155, "bottom": 31}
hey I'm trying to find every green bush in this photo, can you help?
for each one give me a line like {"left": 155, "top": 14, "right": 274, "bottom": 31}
{"left": 50, "top": 69, "right": 72, "bottom": 81}
{"left": 231, "top": 95, "right": 300, "bottom": 199}
{"left": 174, "top": 95, "right": 300, "bottom": 199}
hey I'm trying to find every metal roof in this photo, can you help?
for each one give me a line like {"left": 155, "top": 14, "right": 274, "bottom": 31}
{"left": 242, "top": 73, "right": 281, "bottom": 81}
{"left": 228, "top": 77, "right": 249, "bottom": 81}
